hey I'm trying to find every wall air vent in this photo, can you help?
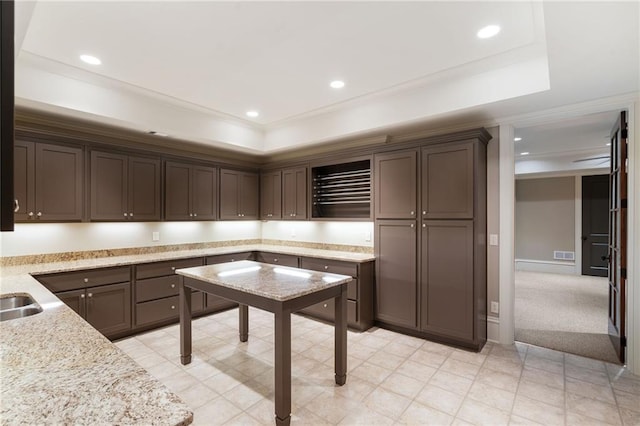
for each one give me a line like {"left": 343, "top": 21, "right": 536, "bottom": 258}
{"left": 553, "top": 250, "right": 575, "bottom": 261}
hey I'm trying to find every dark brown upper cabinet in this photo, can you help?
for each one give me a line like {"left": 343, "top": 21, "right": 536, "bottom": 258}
{"left": 165, "top": 161, "right": 217, "bottom": 221}
{"left": 90, "top": 151, "right": 161, "bottom": 221}
{"left": 219, "top": 169, "right": 259, "bottom": 220}
{"left": 282, "top": 167, "right": 307, "bottom": 220}
{"left": 260, "top": 171, "right": 282, "bottom": 220}
{"left": 14, "top": 140, "right": 83, "bottom": 222}
{"left": 374, "top": 149, "right": 417, "bottom": 219}
{"left": 421, "top": 142, "right": 474, "bottom": 219}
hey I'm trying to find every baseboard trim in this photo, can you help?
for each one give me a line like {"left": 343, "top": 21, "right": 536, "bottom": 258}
{"left": 487, "top": 316, "right": 500, "bottom": 343}
{"left": 515, "top": 259, "right": 577, "bottom": 275}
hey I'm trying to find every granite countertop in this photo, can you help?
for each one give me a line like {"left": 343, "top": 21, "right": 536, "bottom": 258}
{"left": 0, "top": 244, "right": 374, "bottom": 424}
{"left": 177, "top": 260, "right": 352, "bottom": 301}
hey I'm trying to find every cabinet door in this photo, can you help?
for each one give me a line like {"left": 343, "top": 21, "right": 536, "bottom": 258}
{"left": 35, "top": 143, "right": 83, "bottom": 221}
{"left": 219, "top": 169, "right": 240, "bottom": 219}
{"left": 240, "top": 172, "right": 259, "bottom": 219}
{"left": 260, "top": 171, "right": 282, "bottom": 219}
{"left": 421, "top": 143, "right": 474, "bottom": 219}
{"left": 129, "top": 156, "right": 161, "bottom": 221}
{"left": 56, "top": 289, "right": 86, "bottom": 318}
{"left": 374, "top": 220, "right": 418, "bottom": 328}
{"left": 283, "top": 167, "right": 307, "bottom": 219}
{"left": 421, "top": 221, "right": 474, "bottom": 341}
{"left": 86, "top": 282, "right": 131, "bottom": 338}
{"left": 165, "top": 161, "right": 192, "bottom": 221}
{"left": 374, "top": 150, "right": 417, "bottom": 219}
{"left": 90, "top": 151, "right": 128, "bottom": 221}
{"left": 13, "top": 140, "right": 34, "bottom": 222}
{"left": 192, "top": 165, "right": 217, "bottom": 220}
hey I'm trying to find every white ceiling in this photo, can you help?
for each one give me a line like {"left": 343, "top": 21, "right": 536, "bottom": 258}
{"left": 13, "top": 1, "right": 640, "bottom": 158}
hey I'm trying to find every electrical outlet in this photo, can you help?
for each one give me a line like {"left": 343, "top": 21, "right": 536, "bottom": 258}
{"left": 490, "top": 301, "right": 499, "bottom": 314}
{"left": 364, "top": 231, "right": 371, "bottom": 242}
{"left": 152, "top": 232, "right": 160, "bottom": 241}
{"left": 489, "top": 234, "right": 499, "bottom": 246}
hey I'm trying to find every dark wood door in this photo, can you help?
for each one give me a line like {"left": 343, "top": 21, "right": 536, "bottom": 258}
{"left": 421, "top": 220, "right": 474, "bottom": 341}
{"left": 128, "top": 156, "right": 161, "bottom": 221}
{"left": 90, "top": 151, "right": 127, "bottom": 221}
{"left": 582, "top": 174, "right": 609, "bottom": 277}
{"left": 219, "top": 169, "right": 240, "bottom": 219}
{"left": 240, "top": 172, "right": 259, "bottom": 219}
{"left": 13, "top": 140, "right": 34, "bottom": 222}
{"left": 608, "top": 111, "right": 628, "bottom": 363}
{"left": 374, "top": 150, "right": 417, "bottom": 219}
{"left": 192, "top": 165, "right": 217, "bottom": 220}
{"left": 56, "top": 289, "right": 87, "bottom": 318}
{"left": 282, "top": 167, "right": 306, "bottom": 219}
{"left": 260, "top": 171, "right": 282, "bottom": 219}
{"left": 86, "top": 282, "right": 131, "bottom": 338}
{"left": 165, "top": 161, "right": 192, "bottom": 221}
{"left": 374, "top": 220, "right": 418, "bottom": 328}
{"left": 34, "top": 143, "right": 83, "bottom": 221}
{"left": 422, "top": 142, "right": 474, "bottom": 219}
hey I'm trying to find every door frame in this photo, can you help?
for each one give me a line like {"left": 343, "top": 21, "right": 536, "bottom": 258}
{"left": 498, "top": 98, "right": 638, "bottom": 374}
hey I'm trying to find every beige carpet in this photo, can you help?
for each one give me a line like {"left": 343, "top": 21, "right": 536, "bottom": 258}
{"left": 515, "top": 271, "right": 621, "bottom": 364}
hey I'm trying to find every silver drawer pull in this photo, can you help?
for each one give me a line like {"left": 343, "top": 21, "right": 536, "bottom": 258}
{"left": 171, "top": 284, "right": 176, "bottom": 288}
{"left": 323, "top": 303, "right": 328, "bottom": 308}
{"left": 80, "top": 294, "right": 85, "bottom": 299}
{"left": 324, "top": 266, "right": 329, "bottom": 270}
{"left": 274, "top": 259, "right": 278, "bottom": 262}
{"left": 171, "top": 305, "right": 175, "bottom": 310}
{"left": 87, "top": 293, "right": 93, "bottom": 298}
{"left": 123, "top": 213, "right": 128, "bottom": 217}
{"left": 171, "top": 267, "right": 176, "bottom": 271}
{"left": 84, "top": 278, "right": 89, "bottom": 283}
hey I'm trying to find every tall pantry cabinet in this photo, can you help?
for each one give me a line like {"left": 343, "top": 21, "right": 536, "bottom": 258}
{"left": 374, "top": 129, "right": 489, "bottom": 350}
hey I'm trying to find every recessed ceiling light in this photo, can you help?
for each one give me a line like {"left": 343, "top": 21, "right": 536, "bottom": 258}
{"left": 477, "top": 25, "right": 501, "bottom": 39}
{"left": 330, "top": 80, "right": 345, "bottom": 89}
{"left": 514, "top": 137, "right": 522, "bottom": 142}
{"left": 520, "top": 152, "right": 530, "bottom": 156}
{"left": 246, "top": 110, "right": 259, "bottom": 118}
{"left": 80, "top": 54, "right": 101, "bottom": 65}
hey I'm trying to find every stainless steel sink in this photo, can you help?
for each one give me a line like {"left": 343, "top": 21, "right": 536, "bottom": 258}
{"left": 0, "top": 294, "right": 43, "bottom": 322}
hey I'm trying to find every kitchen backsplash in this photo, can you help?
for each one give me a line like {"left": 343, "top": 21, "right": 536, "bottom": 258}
{"left": 0, "top": 221, "right": 374, "bottom": 258}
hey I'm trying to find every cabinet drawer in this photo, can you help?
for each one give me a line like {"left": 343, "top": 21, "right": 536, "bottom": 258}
{"left": 206, "top": 252, "right": 254, "bottom": 265}
{"left": 300, "top": 258, "right": 358, "bottom": 299}
{"left": 136, "top": 296, "right": 179, "bottom": 326}
{"left": 136, "top": 257, "right": 203, "bottom": 279}
{"left": 37, "top": 266, "right": 130, "bottom": 292}
{"left": 136, "top": 276, "right": 180, "bottom": 303}
{"left": 255, "top": 252, "right": 299, "bottom": 267}
{"left": 300, "top": 298, "right": 357, "bottom": 324}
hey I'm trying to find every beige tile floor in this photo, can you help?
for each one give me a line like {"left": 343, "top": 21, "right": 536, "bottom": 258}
{"left": 114, "top": 308, "right": 640, "bottom": 425}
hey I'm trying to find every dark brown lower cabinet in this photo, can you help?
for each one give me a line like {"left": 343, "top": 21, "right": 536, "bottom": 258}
{"left": 254, "top": 252, "right": 299, "bottom": 267}
{"left": 374, "top": 220, "right": 418, "bottom": 329}
{"left": 421, "top": 221, "right": 474, "bottom": 342}
{"left": 54, "top": 282, "right": 131, "bottom": 339}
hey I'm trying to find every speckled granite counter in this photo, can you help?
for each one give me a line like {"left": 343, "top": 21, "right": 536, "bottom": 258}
{"left": 0, "top": 244, "right": 374, "bottom": 424}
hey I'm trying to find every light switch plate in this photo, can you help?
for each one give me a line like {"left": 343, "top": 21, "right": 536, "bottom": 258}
{"left": 152, "top": 231, "right": 160, "bottom": 241}
{"left": 489, "top": 234, "right": 499, "bottom": 246}
{"left": 491, "top": 301, "right": 499, "bottom": 314}
{"left": 364, "top": 231, "right": 371, "bottom": 242}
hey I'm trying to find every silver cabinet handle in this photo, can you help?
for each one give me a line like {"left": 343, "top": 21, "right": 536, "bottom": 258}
{"left": 323, "top": 303, "right": 328, "bottom": 308}
{"left": 171, "top": 305, "right": 175, "bottom": 310}
{"left": 189, "top": 213, "right": 193, "bottom": 217}
{"left": 193, "top": 213, "right": 197, "bottom": 217}
{"left": 422, "top": 223, "right": 426, "bottom": 228}
{"left": 171, "top": 267, "right": 176, "bottom": 271}
{"left": 87, "top": 293, "right": 93, "bottom": 298}
{"left": 14, "top": 199, "right": 19, "bottom": 213}
{"left": 171, "top": 284, "right": 176, "bottom": 289}
{"left": 410, "top": 223, "right": 414, "bottom": 228}
{"left": 274, "top": 259, "right": 278, "bottom": 262}
{"left": 423, "top": 211, "right": 426, "bottom": 215}
{"left": 37, "top": 212, "right": 42, "bottom": 217}
{"left": 410, "top": 211, "right": 415, "bottom": 215}
{"left": 123, "top": 213, "right": 128, "bottom": 217}
{"left": 28, "top": 212, "right": 34, "bottom": 217}
{"left": 129, "top": 213, "right": 133, "bottom": 217}
{"left": 324, "top": 266, "right": 329, "bottom": 270}
{"left": 84, "top": 278, "right": 89, "bottom": 283}
{"left": 80, "top": 294, "right": 85, "bottom": 299}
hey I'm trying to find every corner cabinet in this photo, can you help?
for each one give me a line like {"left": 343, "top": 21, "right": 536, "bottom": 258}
{"left": 165, "top": 161, "right": 217, "bottom": 221}
{"left": 219, "top": 169, "right": 259, "bottom": 220}
{"left": 90, "top": 151, "right": 161, "bottom": 221}
{"left": 260, "top": 171, "right": 282, "bottom": 220}
{"left": 14, "top": 140, "right": 84, "bottom": 222}
{"left": 374, "top": 132, "right": 489, "bottom": 351}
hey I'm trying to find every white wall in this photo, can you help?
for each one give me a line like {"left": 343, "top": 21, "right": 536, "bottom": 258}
{"left": 0, "top": 220, "right": 374, "bottom": 257}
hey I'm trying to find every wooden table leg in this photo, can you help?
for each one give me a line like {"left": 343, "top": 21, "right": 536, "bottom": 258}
{"left": 335, "top": 284, "right": 347, "bottom": 385}
{"left": 274, "top": 309, "right": 291, "bottom": 426}
{"left": 239, "top": 304, "right": 249, "bottom": 342}
{"left": 179, "top": 277, "right": 192, "bottom": 365}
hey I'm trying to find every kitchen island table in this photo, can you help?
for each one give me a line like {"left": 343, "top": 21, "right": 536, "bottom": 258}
{"left": 176, "top": 260, "right": 351, "bottom": 425}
